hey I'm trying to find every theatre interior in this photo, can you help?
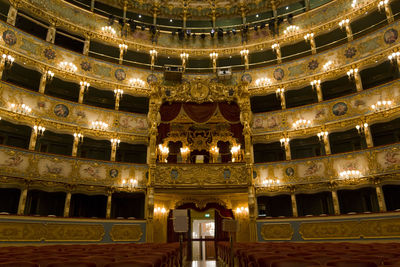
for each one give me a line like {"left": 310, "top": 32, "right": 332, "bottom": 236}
{"left": 1, "top": 0, "right": 400, "bottom": 265}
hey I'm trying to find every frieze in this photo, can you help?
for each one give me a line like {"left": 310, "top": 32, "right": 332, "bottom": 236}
{"left": 110, "top": 224, "right": 143, "bottom": 241}
{"left": 260, "top": 223, "right": 294, "bottom": 240}
{"left": 0, "top": 145, "right": 148, "bottom": 188}
{"left": 0, "top": 81, "right": 149, "bottom": 139}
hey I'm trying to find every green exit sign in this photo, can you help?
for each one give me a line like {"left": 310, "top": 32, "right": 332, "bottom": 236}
{"left": 205, "top": 213, "right": 210, "bottom": 218}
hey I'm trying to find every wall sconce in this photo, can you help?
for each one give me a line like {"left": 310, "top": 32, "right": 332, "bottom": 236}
{"left": 60, "top": 61, "right": 77, "bottom": 72}
{"left": 119, "top": 43, "right": 128, "bottom": 54}
{"left": 80, "top": 81, "right": 90, "bottom": 91}
{"left": 255, "top": 77, "right": 272, "bottom": 87}
{"left": 1, "top": 54, "right": 14, "bottom": 68}
{"left": 33, "top": 125, "right": 45, "bottom": 136}
{"left": 210, "top": 146, "right": 219, "bottom": 163}
{"left": 10, "top": 103, "right": 32, "bottom": 114}
{"left": 129, "top": 78, "right": 145, "bottom": 88}
{"left": 304, "top": 33, "right": 314, "bottom": 41}
{"left": 310, "top": 79, "right": 321, "bottom": 89}
{"left": 262, "top": 178, "right": 281, "bottom": 187}
{"left": 110, "top": 138, "right": 121, "bottom": 147}
{"left": 355, "top": 122, "right": 368, "bottom": 134}
{"left": 339, "top": 170, "right": 361, "bottom": 179}
{"left": 154, "top": 206, "right": 167, "bottom": 215}
{"left": 235, "top": 206, "right": 249, "bottom": 215}
{"left": 347, "top": 68, "right": 358, "bottom": 79}
{"left": 91, "top": 121, "right": 108, "bottom": 131}
{"left": 317, "top": 131, "right": 329, "bottom": 141}
{"left": 378, "top": 0, "right": 389, "bottom": 11}
{"left": 293, "top": 119, "right": 311, "bottom": 129}
{"left": 271, "top": 43, "right": 280, "bottom": 51}
{"left": 240, "top": 49, "right": 249, "bottom": 69}
{"left": 240, "top": 49, "right": 249, "bottom": 57}
{"left": 388, "top": 52, "right": 400, "bottom": 62}
{"left": 323, "top": 61, "right": 333, "bottom": 71}
{"left": 210, "top": 52, "right": 218, "bottom": 73}
{"left": 231, "top": 144, "right": 241, "bottom": 162}
{"left": 280, "top": 138, "right": 290, "bottom": 147}
{"left": 351, "top": 0, "right": 357, "bottom": 8}
{"left": 371, "top": 100, "right": 392, "bottom": 112}
{"left": 114, "top": 89, "right": 124, "bottom": 98}
{"left": 180, "top": 146, "right": 190, "bottom": 163}
{"left": 276, "top": 88, "right": 285, "bottom": 99}
{"left": 122, "top": 178, "right": 138, "bottom": 190}
{"left": 73, "top": 132, "right": 84, "bottom": 143}
{"left": 180, "top": 52, "right": 189, "bottom": 69}
{"left": 150, "top": 49, "right": 157, "bottom": 69}
{"left": 339, "top": 19, "right": 350, "bottom": 28}
{"left": 46, "top": 70, "right": 54, "bottom": 81}
{"left": 101, "top": 26, "right": 116, "bottom": 35}
{"left": 158, "top": 144, "right": 169, "bottom": 163}
{"left": 284, "top": 25, "right": 300, "bottom": 35}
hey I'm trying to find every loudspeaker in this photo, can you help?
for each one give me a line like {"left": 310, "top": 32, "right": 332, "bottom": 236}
{"left": 173, "top": 209, "right": 188, "bottom": 233}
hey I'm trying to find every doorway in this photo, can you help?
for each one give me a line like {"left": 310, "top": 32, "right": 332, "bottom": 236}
{"left": 191, "top": 210, "right": 216, "bottom": 261}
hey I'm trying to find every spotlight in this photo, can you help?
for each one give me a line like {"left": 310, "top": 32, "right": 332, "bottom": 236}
{"left": 210, "top": 28, "right": 215, "bottom": 37}
{"left": 141, "top": 25, "right": 146, "bottom": 31}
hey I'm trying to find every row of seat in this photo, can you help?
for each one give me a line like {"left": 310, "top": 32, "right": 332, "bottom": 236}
{"left": 217, "top": 241, "right": 400, "bottom": 267}
{"left": 0, "top": 243, "right": 183, "bottom": 267}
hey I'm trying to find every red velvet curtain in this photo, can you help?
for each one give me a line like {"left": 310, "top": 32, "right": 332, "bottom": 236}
{"left": 182, "top": 103, "right": 218, "bottom": 123}
{"left": 160, "top": 103, "right": 182, "bottom": 122}
{"left": 218, "top": 102, "right": 240, "bottom": 123}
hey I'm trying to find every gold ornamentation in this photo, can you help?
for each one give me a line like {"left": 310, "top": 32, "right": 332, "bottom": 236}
{"left": 299, "top": 221, "right": 361, "bottom": 240}
{"left": 110, "top": 224, "right": 143, "bottom": 241}
{"left": 260, "top": 223, "right": 294, "bottom": 240}
{"left": 360, "top": 218, "right": 400, "bottom": 238}
{"left": 0, "top": 222, "right": 45, "bottom": 241}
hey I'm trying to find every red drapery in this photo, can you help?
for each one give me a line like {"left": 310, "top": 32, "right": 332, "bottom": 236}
{"left": 160, "top": 103, "right": 182, "bottom": 122}
{"left": 182, "top": 103, "right": 218, "bottom": 123}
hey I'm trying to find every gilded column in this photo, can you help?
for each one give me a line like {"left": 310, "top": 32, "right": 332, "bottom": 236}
{"left": 146, "top": 187, "right": 155, "bottom": 242}
{"left": 17, "top": 187, "right": 28, "bottom": 215}
{"left": 323, "top": 134, "right": 331, "bottom": 155}
{"left": 311, "top": 80, "right": 323, "bottom": 102}
{"left": 72, "top": 132, "right": 82, "bottom": 157}
{"left": 238, "top": 84, "right": 252, "bottom": 163}
{"left": 290, "top": 192, "right": 298, "bottom": 217}
{"left": 276, "top": 89, "right": 286, "bottom": 109}
{"left": 79, "top": 81, "right": 90, "bottom": 104}
{"left": 63, "top": 191, "right": 72, "bottom": 217}
{"left": 39, "top": 71, "right": 47, "bottom": 94}
{"left": 272, "top": 44, "right": 281, "bottom": 64}
{"left": 304, "top": 33, "right": 316, "bottom": 54}
{"left": 90, "top": 0, "right": 95, "bottom": 11}
{"left": 29, "top": 127, "right": 38, "bottom": 151}
{"left": 375, "top": 183, "right": 387, "bottom": 212}
{"left": 285, "top": 141, "right": 291, "bottom": 160}
{"left": 380, "top": 2, "right": 394, "bottom": 23}
{"left": 331, "top": 189, "right": 340, "bottom": 215}
{"left": 364, "top": 123, "right": 374, "bottom": 148}
{"left": 83, "top": 38, "right": 90, "bottom": 56}
{"left": 110, "top": 141, "right": 118, "bottom": 161}
{"left": 46, "top": 25, "right": 56, "bottom": 43}
{"left": 115, "top": 92, "right": 121, "bottom": 111}
{"left": 248, "top": 186, "right": 258, "bottom": 241}
{"left": 7, "top": 5, "right": 17, "bottom": 26}
{"left": 106, "top": 191, "right": 112, "bottom": 219}
{"left": 0, "top": 56, "right": 7, "bottom": 79}
{"left": 354, "top": 71, "right": 363, "bottom": 92}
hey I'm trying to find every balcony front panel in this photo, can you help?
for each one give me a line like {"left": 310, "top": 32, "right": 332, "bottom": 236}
{"left": 254, "top": 142, "right": 400, "bottom": 190}
{"left": 252, "top": 79, "right": 400, "bottom": 137}
{"left": 20, "top": 0, "right": 374, "bottom": 55}
{"left": 0, "top": 145, "right": 148, "bottom": 187}
{"left": 0, "top": 81, "right": 148, "bottom": 138}
{"left": 153, "top": 163, "right": 249, "bottom": 188}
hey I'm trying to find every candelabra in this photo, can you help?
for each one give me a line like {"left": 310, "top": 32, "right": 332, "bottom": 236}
{"left": 114, "top": 89, "right": 124, "bottom": 98}
{"left": 292, "top": 119, "right": 311, "bottom": 129}
{"left": 121, "top": 178, "right": 138, "bottom": 190}
{"left": 355, "top": 122, "right": 368, "bottom": 134}
{"left": 304, "top": 33, "right": 314, "bottom": 41}
{"left": 180, "top": 146, "right": 190, "bottom": 163}
{"left": 284, "top": 25, "right": 300, "bottom": 35}
{"left": 158, "top": 144, "right": 169, "bottom": 163}
{"left": 378, "top": 0, "right": 389, "bottom": 11}
{"left": 80, "top": 81, "right": 90, "bottom": 91}
{"left": 339, "top": 170, "right": 361, "bottom": 180}
{"left": 323, "top": 61, "right": 333, "bottom": 71}
{"left": 310, "top": 79, "right": 322, "bottom": 101}
{"left": 60, "top": 62, "right": 77, "bottom": 72}
{"left": 101, "top": 26, "right": 116, "bottom": 35}
{"left": 310, "top": 79, "right": 321, "bottom": 89}
{"left": 317, "top": 131, "right": 329, "bottom": 141}
{"left": 235, "top": 206, "right": 249, "bottom": 215}
{"left": 91, "top": 121, "right": 109, "bottom": 131}
{"left": 280, "top": 138, "right": 290, "bottom": 147}
{"left": 150, "top": 49, "right": 157, "bottom": 69}
{"left": 255, "top": 78, "right": 272, "bottom": 87}
{"left": 351, "top": 0, "right": 357, "bottom": 8}
{"left": 271, "top": 43, "right": 280, "bottom": 51}
{"left": 209, "top": 52, "right": 218, "bottom": 73}
{"left": 73, "top": 132, "right": 84, "bottom": 142}
{"left": 276, "top": 88, "right": 285, "bottom": 97}
{"left": 119, "top": 44, "right": 128, "bottom": 54}
{"left": 231, "top": 144, "right": 241, "bottom": 163}
{"left": 154, "top": 206, "right": 167, "bottom": 215}
{"left": 10, "top": 103, "right": 32, "bottom": 114}
{"left": 46, "top": 70, "right": 54, "bottom": 81}
{"left": 130, "top": 78, "right": 145, "bottom": 88}
{"left": 371, "top": 100, "right": 392, "bottom": 112}
{"left": 388, "top": 52, "right": 400, "bottom": 63}
{"left": 210, "top": 146, "right": 219, "bottom": 163}
{"left": 1, "top": 54, "right": 14, "bottom": 68}
{"left": 33, "top": 125, "right": 45, "bottom": 136}
{"left": 110, "top": 138, "right": 121, "bottom": 147}
{"left": 347, "top": 68, "right": 358, "bottom": 79}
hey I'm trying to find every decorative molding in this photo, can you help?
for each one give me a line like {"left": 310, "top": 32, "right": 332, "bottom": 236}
{"left": 260, "top": 223, "right": 294, "bottom": 240}
{"left": 110, "top": 224, "right": 143, "bottom": 241}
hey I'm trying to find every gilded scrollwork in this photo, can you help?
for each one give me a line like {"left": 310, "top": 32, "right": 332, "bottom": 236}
{"left": 110, "top": 224, "right": 143, "bottom": 241}
{"left": 260, "top": 223, "right": 294, "bottom": 240}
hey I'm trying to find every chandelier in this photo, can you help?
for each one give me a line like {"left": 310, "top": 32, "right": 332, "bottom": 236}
{"left": 130, "top": 78, "right": 145, "bottom": 87}
{"left": 317, "top": 131, "right": 329, "bottom": 141}
{"left": 310, "top": 79, "right": 321, "bottom": 88}
{"left": 284, "top": 25, "right": 300, "bottom": 35}
{"left": 347, "top": 68, "right": 358, "bottom": 79}
{"left": 91, "top": 121, "right": 109, "bottom": 130}
{"left": 339, "top": 19, "right": 350, "bottom": 28}
{"left": 371, "top": 100, "right": 392, "bottom": 112}
{"left": 355, "top": 122, "right": 368, "bottom": 134}
{"left": 121, "top": 178, "right": 138, "bottom": 190}
{"left": 293, "top": 119, "right": 311, "bottom": 129}
{"left": 46, "top": 70, "right": 54, "bottom": 80}
{"left": 210, "top": 146, "right": 219, "bottom": 163}
{"left": 231, "top": 145, "right": 241, "bottom": 162}
{"left": 180, "top": 146, "right": 190, "bottom": 163}
{"left": 10, "top": 103, "right": 32, "bottom": 114}
{"left": 119, "top": 43, "right": 128, "bottom": 54}
{"left": 339, "top": 170, "right": 361, "bottom": 179}
{"left": 158, "top": 144, "right": 169, "bottom": 163}
{"left": 73, "top": 132, "right": 84, "bottom": 143}
{"left": 1, "top": 54, "right": 14, "bottom": 67}
{"left": 280, "top": 138, "right": 290, "bottom": 147}
{"left": 378, "top": 0, "right": 389, "bottom": 10}
{"left": 60, "top": 61, "right": 77, "bottom": 72}
{"left": 101, "top": 26, "right": 116, "bottom": 35}
{"left": 262, "top": 178, "right": 281, "bottom": 187}
{"left": 255, "top": 77, "right": 272, "bottom": 87}
{"left": 240, "top": 49, "right": 249, "bottom": 57}
{"left": 304, "top": 33, "right": 314, "bottom": 41}
{"left": 33, "top": 125, "right": 45, "bottom": 136}
{"left": 323, "top": 61, "right": 333, "bottom": 71}
{"left": 114, "top": 89, "right": 124, "bottom": 97}
{"left": 110, "top": 138, "right": 121, "bottom": 147}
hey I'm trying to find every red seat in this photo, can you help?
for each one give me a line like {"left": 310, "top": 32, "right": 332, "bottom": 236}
{"left": 0, "top": 262, "right": 39, "bottom": 267}
{"left": 45, "top": 262, "right": 96, "bottom": 267}
{"left": 104, "top": 261, "right": 153, "bottom": 267}
{"left": 326, "top": 260, "right": 377, "bottom": 267}
{"left": 271, "top": 259, "right": 320, "bottom": 267}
